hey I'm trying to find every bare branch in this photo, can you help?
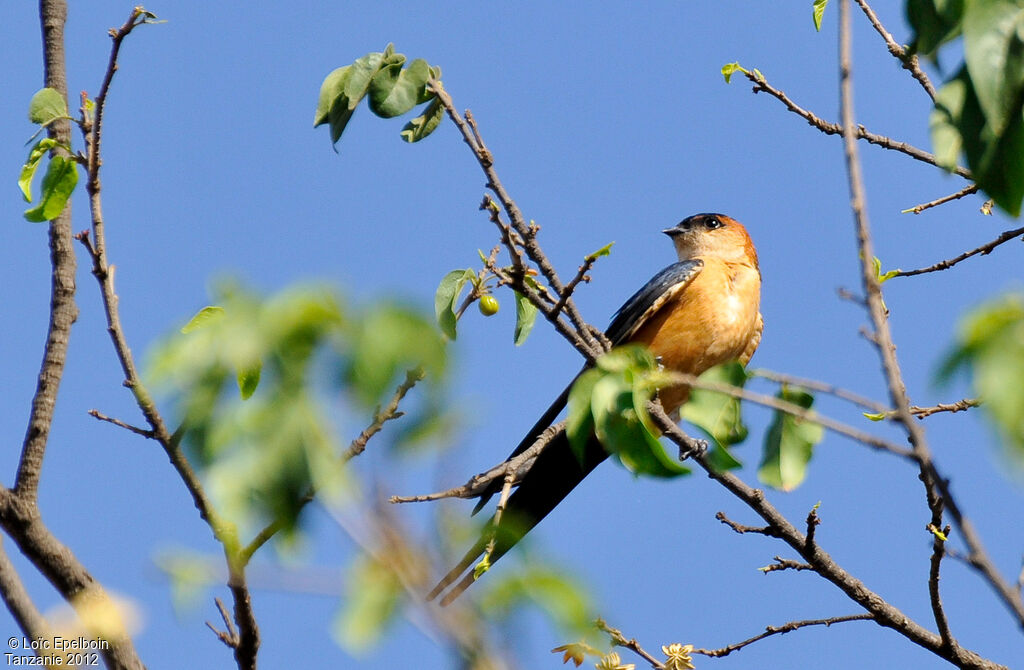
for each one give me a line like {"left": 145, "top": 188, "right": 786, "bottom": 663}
{"left": 839, "top": 0, "right": 1024, "bottom": 634}
{"left": 428, "top": 79, "right": 605, "bottom": 360}
{"left": 853, "top": 0, "right": 936, "bottom": 100}
{"left": 760, "top": 556, "right": 815, "bottom": 574}
{"left": 738, "top": 68, "right": 970, "bottom": 179}
{"left": 910, "top": 399, "right": 980, "bottom": 419}
{"left": 0, "top": 537, "right": 50, "bottom": 641}
{"left": 903, "top": 184, "right": 980, "bottom": 215}
{"left": 657, "top": 372, "right": 913, "bottom": 458}
{"left": 892, "top": 227, "right": 1024, "bottom": 278}
{"left": 716, "top": 511, "right": 780, "bottom": 537}
{"left": 14, "top": 0, "right": 80, "bottom": 502}
{"left": 649, "top": 399, "right": 1004, "bottom": 669}
{"left": 391, "top": 422, "right": 565, "bottom": 504}
{"left": 344, "top": 368, "right": 424, "bottom": 462}
{"left": 749, "top": 367, "right": 888, "bottom": 414}
{"left": 928, "top": 524, "right": 956, "bottom": 649}
{"left": 206, "top": 597, "right": 239, "bottom": 648}
{"left": 693, "top": 613, "right": 875, "bottom": 658}
{"left": 88, "top": 408, "right": 154, "bottom": 438}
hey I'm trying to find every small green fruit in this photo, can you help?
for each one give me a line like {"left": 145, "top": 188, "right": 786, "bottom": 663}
{"left": 478, "top": 295, "right": 500, "bottom": 316}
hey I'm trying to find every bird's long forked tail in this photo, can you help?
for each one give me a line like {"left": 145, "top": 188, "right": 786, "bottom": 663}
{"left": 427, "top": 429, "right": 609, "bottom": 605}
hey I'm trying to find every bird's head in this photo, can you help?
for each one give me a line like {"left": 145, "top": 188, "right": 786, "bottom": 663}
{"left": 663, "top": 213, "right": 758, "bottom": 269}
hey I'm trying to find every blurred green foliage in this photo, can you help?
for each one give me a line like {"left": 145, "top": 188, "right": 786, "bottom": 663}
{"left": 941, "top": 292, "right": 1024, "bottom": 462}
{"left": 147, "top": 281, "right": 447, "bottom": 535}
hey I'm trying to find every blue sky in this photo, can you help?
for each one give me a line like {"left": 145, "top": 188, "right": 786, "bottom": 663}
{"left": 2, "top": 2, "right": 1022, "bottom": 668}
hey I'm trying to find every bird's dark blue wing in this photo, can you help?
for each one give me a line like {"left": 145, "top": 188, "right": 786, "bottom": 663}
{"left": 605, "top": 259, "right": 704, "bottom": 344}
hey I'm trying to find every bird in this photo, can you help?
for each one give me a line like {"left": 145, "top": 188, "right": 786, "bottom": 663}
{"left": 428, "top": 213, "right": 762, "bottom": 605}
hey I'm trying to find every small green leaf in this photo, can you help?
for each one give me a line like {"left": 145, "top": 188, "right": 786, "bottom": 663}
{"left": 721, "top": 62, "right": 748, "bottom": 84}
{"left": 812, "top": 0, "right": 829, "bottom": 31}
{"left": 513, "top": 290, "right": 538, "bottom": 346}
{"left": 27, "top": 87, "right": 67, "bottom": 125}
{"left": 23, "top": 155, "right": 77, "bottom": 222}
{"left": 862, "top": 411, "right": 887, "bottom": 421}
{"left": 368, "top": 58, "right": 432, "bottom": 118}
{"left": 873, "top": 256, "right": 901, "bottom": 282}
{"left": 237, "top": 361, "right": 262, "bottom": 400}
{"left": 181, "top": 305, "right": 226, "bottom": 333}
{"left": 473, "top": 554, "right": 491, "bottom": 580}
{"left": 758, "top": 388, "right": 824, "bottom": 491}
{"left": 400, "top": 97, "right": 444, "bottom": 143}
{"left": 434, "top": 269, "right": 475, "bottom": 339}
{"left": 585, "top": 242, "right": 614, "bottom": 261}
{"left": 18, "top": 138, "right": 59, "bottom": 202}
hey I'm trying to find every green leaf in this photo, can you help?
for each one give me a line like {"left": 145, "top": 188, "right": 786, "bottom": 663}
{"left": 434, "top": 269, "right": 475, "bottom": 339}
{"left": 758, "top": 388, "right": 824, "bottom": 490}
{"left": 586, "top": 242, "right": 614, "bottom": 261}
{"left": 813, "top": 0, "right": 829, "bottom": 31}
{"left": 314, "top": 66, "right": 351, "bottom": 127}
{"left": 400, "top": 96, "right": 444, "bottom": 143}
{"left": 23, "top": 155, "right": 77, "bottom": 222}
{"left": 681, "top": 362, "right": 750, "bottom": 468}
{"left": 962, "top": 0, "right": 1024, "bottom": 134}
{"left": 863, "top": 411, "right": 887, "bottom": 421}
{"left": 721, "top": 62, "right": 748, "bottom": 84}
{"left": 334, "top": 556, "right": 402, "bottom": 654}
{"left": 513, "top": 290, "right": 538, "bottom": 346}
{"left": 181, "top": 305, "right": 226, "bottom": 333}
{"left": 27, "top": 87, "right": 67, "bottom": 125}
{"left": 237, "top": 360, "right": 262, "bottom": 400}
{"left": 18, "top": 138, "right": 59, "bottom": 202}
{"left": 368, "top": 58, "right": 432, "bottom": 118}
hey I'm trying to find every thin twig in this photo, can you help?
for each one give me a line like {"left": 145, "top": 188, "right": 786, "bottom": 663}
{"left": 658, "top": 372, "right": 913, "bottom": 458}
{"left": 739, "top": 68, "right": 970, "bottom": 179}
{"left": 903, "top": 184, "right": 980, "bottom": 215}
{"left": 344, "top": 368, "right": 424, "bottom": 461}
{"left": 853, "top": 0, "right": 936, "bottom": 100}
{"left": 760, "top": 556, "right": 815, "bottom": 574}
{"left": 749, "top": 367, "right": 888, "bottom": 414}
{"left": 716, "top": 511, "right": 780, "bottom": 537}
{"left": 0, "top": 538, "right": 50, "bottom": 642}
{"left": 206, "top": 597, "right": 239, "bottom": 648}
{"left": 910, "top": 399, "right": 981, "bottom": 419}
{"left": 88, "top": 408, "right": 154, "bottom": 438}
{"left": 892, "top": 227, "right": 1024, "bottom": 278}
{"left": 693, "top": 613, "right": 875, "bottom": 658}
{"left": 928, "top": 523, "right": 955, "bottom": 650}
{"left": 390, "top": 422, "right": 565, "bottom": 504}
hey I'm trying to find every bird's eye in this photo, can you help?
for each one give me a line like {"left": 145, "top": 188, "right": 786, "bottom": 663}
{"left": 705, "top": 217, "right": 722, "bottom": 229}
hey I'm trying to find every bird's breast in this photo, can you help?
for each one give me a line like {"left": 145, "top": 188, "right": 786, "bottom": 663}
{"left": 630, "top": 258, "right": 762, "bottom": 412}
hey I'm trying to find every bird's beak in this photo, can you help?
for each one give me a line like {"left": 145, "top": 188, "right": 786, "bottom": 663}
{"left": 662, "top": 227, "right": 680, "bottom": 237}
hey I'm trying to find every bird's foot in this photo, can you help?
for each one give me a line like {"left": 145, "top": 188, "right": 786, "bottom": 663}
{"left": 677, "top": 435, "right": 708, "bottom": 461}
